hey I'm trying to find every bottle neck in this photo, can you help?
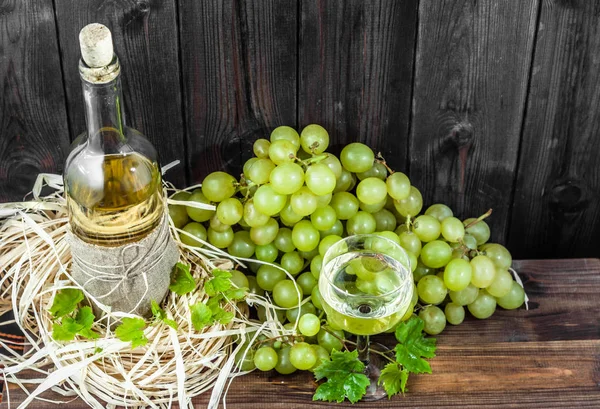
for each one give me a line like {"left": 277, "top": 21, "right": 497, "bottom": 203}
{"left": 79, "top": 57, "right": 126, "bottom": 153}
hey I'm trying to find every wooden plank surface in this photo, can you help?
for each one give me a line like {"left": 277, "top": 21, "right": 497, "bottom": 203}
{"left": 179, "top": 0, "right": 297, "bottom": 182}
{"left": 508, "top": 0, "right": 600, "bottom": 258}
{"left": 299, "top": 0, "right": 418, "bottom": 171}
{"left": 0, "top": 0, "right": 71, "bottom": 202}
{"left": 2, "top": 259, "right": 600, "bottom": 407}
{"left": 409, "top": 0, "right": 540, "bottom": 242}
{"left": 53, "top": 0, "right": 187, "bottom": 186}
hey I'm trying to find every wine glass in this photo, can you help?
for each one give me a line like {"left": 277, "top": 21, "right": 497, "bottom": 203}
{"left": 319, "top": 234, "right": 414, "bottom": 400}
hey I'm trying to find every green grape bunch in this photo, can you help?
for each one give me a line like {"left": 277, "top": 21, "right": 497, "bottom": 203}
{"left": 167, "top": 123, "right": 526, "bottom": 396}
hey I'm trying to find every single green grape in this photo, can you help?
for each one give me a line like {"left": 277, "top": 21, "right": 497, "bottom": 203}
{"left": 250, "top": 217, "right": 279, "bottom": 246}
{"left": 279, "top": 200, "right": 304, "bottom": 226}
{"left": 253, "top": 138, "right": 271, "bottom": 158}
{"left": 254, "top": 346, "right": 278, "bottom": 371}
{"left": 229, "top": 270, "right": 249, "bottom": 289}
{"left": 298, "top": 313, "right": 321, "bottom": 337}
{"left": 273, "top": 280, "right": 303, "bottom": 308}
{"left": 462, "top": 233, "right": 478, "bottom": 250}
{"left": 441, "top": 216, "right": 465, "bottom": 243}
{"left": 374, "top": 230, "right": 400, "bottom": 244}
{"left": 340, "top": 142, "right": 374, "bottom": 173}
{"left": 255, "top": 242, "right": 279, "bottom": 263}
{"left": 468, "top": 291, "right": 497, "bottom": 319}
{"left": 319, "top": 219, "right": 344, "bottom": 239}
{"left": 496, "top": 281, "right": 525, "bottom": 310}
{"left": 320, "top": 153, "right": 343, "bottom": 179}
{"left": 270, "top": 125, "right": 300, "bottom": 149}
{"left": 420, "top": 240, "right": 453, "bottom": 268}
{"left": 243, "top": 157, "right": 258, "bottom": 177}
{"left": 480, "top": 243, "right": 512, "bottom": 270}
{"left": 317, "top": 328, "right": 344, "bottom": 353}
{"left": 275, "top": 346, "right": 297, "bottom": 375}
{"left": 207, "top": 226, "right": 234, "bottom": 248}
{"left": 311, "top": 286, "right": 323, "bottom": 310}
{"left": 463, "top": 218, "right": 491, "bottom": 245}
{"left": 186, "top": 189, "right": 214, "bottom": 222}
{"left": 413, "top": 259, "right": 435, "bottom": 281}
{"left": 425, "top": 203, "right": 453, "bottom": 222}
{"left": 449, "top": 284, "right": 479, "bottom": 306}
{"left": 417, "top": 275, "right": 447, "bottom": 305}
{"left": 274, "top": 227, "right": 296, "bottom": 253}
{"left": 181, "top": 222, "right": 207, "bottom": 247}
{"left": 269, "top": 139, "right": 298, "bottom": 165}
{"left": 290, "top": 186, "right": 318, "bottom": 216}
{"left": 168, "top": 191, "right": 191, "bottom": 228}
{"left": 309, "top": 344, "right": 330, "bottom": 371}
{"left": 444, "top": 258, "right": 473, "bottom": 292}
{"left": 289, "top": 342, "right": 317, "bottom": 370}
{"left": 297, "top": 272, "right": 317, "bottom": 294}
{"left": 216, "top": 197, "right": 243, "bottom": 225}
{"left": 333, "top": 168, "right": 355, "bottom": 193}
{"left": 419, "top": 305, "right": 446, "bottom": 335}
{"left": 202, "top": 171, "right": 237, "bottom": 202}
{"left": 386, "top": 172, "right": 411, "bottom": 201}
{"left": 372, "top": 209, "right": 397, "bottom": 232}
{"left": 393, "top": 186, "right": 423, "bottom": 217}
{"left": 280, "top": 251, "right": 304, "bottom": 276}
{"left": 413, "top": 215, "right": 441, "bottom": 242}
{"left": 247, "top": 276, "right": 264, "bottom": 297}
{"left": 234, "top": 345, "right": 255, "bottom": 371}
{"left": 292, "top": 220, "right": 320, "bottom": 252}
{"left": 318, "top": 235, "right": 343, "bottom": 257}
{"left": 269, "top": 162, "right": 305, "bottom": 195}
{"left": 359, "top": 197, "right": 387, "bottom": 213}
{"left": 444, "top": 302, "right": 465, "bottom": 325}
{"left": 398, "top": 231, "right": 422, "bottom": 257}
{"left": 227, "top": 231, "right": 255, "bottom": 258}
{"left": 246, "top": 158, "right": 276, "bottom": 185}
{"left": 209, "top": 213, "right": 230, "bottom": 232}
{"left": 330, "top": 192, "right": 359, "bottom": 220}
{"left": 470, "top": 255, "right": 497, "bottom": 288}
{"left": 305, "top": 163, "right": 337, "bottom": 196}
{"left": 486, "top": 268, "right": 513, "bottom": 298}
{"left": 356, "top": 162, "right": 387, "bottom": 181}
{"left": 253, "top": 184, "right": 287, "bottom": 216}
{"left": 243, "top": 199, "right": 270, "bottom": 227}
{"left": 299, "top": 247, "right": 320, "bottom": 261}
{"left": 356, "top": 177, "right": 388, "bottom": 205}
{"left": 286, "top": 302, "right": 317, "bottom": 322}
{"left": 300, "top": 124, "right": 329, "bottom": 154}
{"left": 310, "top": 254, "right": 323, "bottom": 279}
{"left": 256, "top": 264, "right": 286, "bottom": 292}
{"left": 311, "top": 205, "right": 337, "bottom": 231}
{"left": 346, "top": 211, "right": 377, "bottom": 235}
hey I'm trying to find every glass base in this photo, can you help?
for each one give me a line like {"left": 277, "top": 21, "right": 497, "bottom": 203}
{"left": 361, "top": 342, "right": 393, "bottom": 401}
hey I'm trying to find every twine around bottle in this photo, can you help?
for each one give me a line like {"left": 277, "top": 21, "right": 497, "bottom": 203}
{"left": 67, "top": 214, "right": 179, "bottom": 317}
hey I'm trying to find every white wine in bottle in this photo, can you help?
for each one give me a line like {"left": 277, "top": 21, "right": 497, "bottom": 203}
{"left": 63, "top": 23, "right": 178, "bottom": 317}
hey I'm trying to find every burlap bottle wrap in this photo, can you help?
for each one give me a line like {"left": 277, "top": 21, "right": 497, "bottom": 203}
{"left": 66, "top": 215, "right": 179, "bottom": 317}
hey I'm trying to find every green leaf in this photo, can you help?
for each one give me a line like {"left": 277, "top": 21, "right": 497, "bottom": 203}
{"left": 378, "top": 363, "right": 409, "bottom": 398}
{"left": 204, "top": 269, "right": 232, "bottom": 297}
{"left": 394, "top": 316, "right": 437, "bottom": 374}
{"left": 115, "top": 317, "right": 148, "bottom": 349}
{"left": 151, "top": 300, "right": 179, "bottom": 330}
{"left": 49, "top": 289, "right": 84, "bottom": 319}
{"left": 224, "top": 287, "right": 247, "bottom": 301}
{"left": 190, "top": 303, "right": 213, "bottom": 331}
{"left": 312, "top": 350, "right": 369, "bottom": 403}
{"left": 169, "top": 262, "right": 196, "bottom": 295}
{"left": 215, "top": 310, "right": 234, "bottom": 325}
{"left": 78, "top": 328, "right": 100, "bottom": 339}
{"left": 52, "top": 322, "right": 76, "bottom": 341}
{"left": 75, "top": 306, "right": 95, "bottom": 329}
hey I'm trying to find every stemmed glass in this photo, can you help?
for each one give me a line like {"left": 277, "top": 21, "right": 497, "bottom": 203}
{"left": 319, "top": 234, "right": 414, "bottom": 401}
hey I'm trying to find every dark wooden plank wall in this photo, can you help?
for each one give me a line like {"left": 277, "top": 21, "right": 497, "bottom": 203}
{"left": 0, "top": 0, "right": 599, "bottom": 258}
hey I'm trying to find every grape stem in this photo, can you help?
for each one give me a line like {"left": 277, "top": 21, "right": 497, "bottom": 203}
{"left": 341, "top": 337, "right": 396, "bottom": 364}
{"left": 376, "top": 152, "right": 395, "bottom": 174}
{"left": 464, "top": 208, "right": 493, "bottom": 230}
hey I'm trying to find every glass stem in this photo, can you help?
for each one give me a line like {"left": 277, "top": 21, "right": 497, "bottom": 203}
{"left": 356, "top": 335, "right": 370, "bottom": 364}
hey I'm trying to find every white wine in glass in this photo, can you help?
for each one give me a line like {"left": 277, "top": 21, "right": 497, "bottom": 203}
{"left": 319, "top": 234, "right": 414, "bottom": 400}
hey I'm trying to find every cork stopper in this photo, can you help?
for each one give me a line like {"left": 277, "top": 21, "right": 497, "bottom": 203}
{"left": 79, "top": 23, "right": 114, "bottom": 68}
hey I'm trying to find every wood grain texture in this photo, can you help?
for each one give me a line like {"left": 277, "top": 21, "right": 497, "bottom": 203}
{"left": 179, "top": 0, "right": 297, "bottom": 182}
{"left": 299, "top": 0, "right": 418, "bottom": 171}
{"left": 53, "top": 0, "right": 187, "bottom": 186}
{"left": 508, "top": 0, "right": 600, "bottom": 258}
{"left": 0, "top": 0, "right": 70, "bottom": 202}
{"left": 3, "top": 259, "right": 600, "bottom": 407}
{"left": 409, "top": 0, "right": 539, "bottom": 242}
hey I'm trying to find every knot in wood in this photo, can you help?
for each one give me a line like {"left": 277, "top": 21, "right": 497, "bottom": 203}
{"left": 549, "top": 179, "right": 588, "bottom": 213}
{"left": 137, "top": 1, "right": 150, "bottom": 13}
{"left": 449, "top": 123, "right": 474, "bottom": 148}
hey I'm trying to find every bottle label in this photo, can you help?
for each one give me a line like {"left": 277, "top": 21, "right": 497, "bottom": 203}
{"left": 66, "top": 214, "right": 179, "bottom": 317}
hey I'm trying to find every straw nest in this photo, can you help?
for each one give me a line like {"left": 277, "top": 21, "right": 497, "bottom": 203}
{"left": 0, "top": 174, "right": 288, "bottom": 409}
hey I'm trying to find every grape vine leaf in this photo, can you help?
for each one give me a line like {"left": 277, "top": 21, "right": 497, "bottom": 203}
{"left": 151, "top": 300, "right": 178, "bottom": 330}
{"left": 49, "top": 288, "right": 84, "bottom": 319}
{"left": 204, "top": 269, "right": 232, "bottom": 297}
{"left": 52, "top": 306, "right": 99, "bottom": 341}
{"left": 190, "top": 303, "right": 212, "bottom": 331}
{"left": 115, "top": 317, "right": 148, "bottom": 349}
{"left": 378, "top": 363, "right": 409, "bottom": 397}
{"left": 394, "top": 316, "right": 437, "bottom": 374}
{"left": 313, "top": 350, "right": 370, "bottom": 403}
{"left": 169, "top": 262, "right": 196, "bottom": 295}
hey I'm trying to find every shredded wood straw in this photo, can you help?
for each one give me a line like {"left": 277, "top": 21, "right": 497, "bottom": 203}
{"left": 0, "top": 170, "right": 293, "bottom": 409}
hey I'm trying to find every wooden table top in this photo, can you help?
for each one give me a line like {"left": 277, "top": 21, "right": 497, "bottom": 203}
{"left": 2, "top": 258, "right": 600, "bottom": 408}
